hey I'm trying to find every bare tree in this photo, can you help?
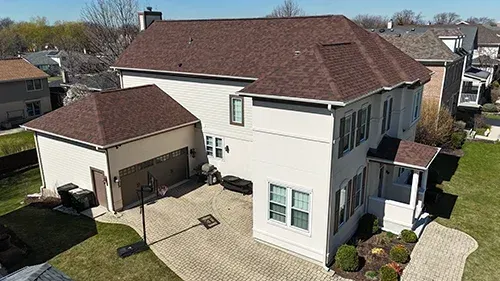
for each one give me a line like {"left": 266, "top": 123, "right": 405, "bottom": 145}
{"left": 433, "top": 12, "right": 461, "bottom": 24}
{"left": 267, "top": 0, "right": 305, "bottom": 18}
{"left": 352, "top": 14, "right": 389, "bottom": 29}
{"left": 0, "top": 18, "right": 14, "bottom": 30}
{"left": 466, "top": 16, "right": 497, "bottom": 26}
{"left": 81, "top": 0, "right": 139, "bottom": 74}
{"left": 63, "top": 84, "right": 93, "bottom": 106}
{"left": 393, "top": 9, "right": 425, "bottom": 25}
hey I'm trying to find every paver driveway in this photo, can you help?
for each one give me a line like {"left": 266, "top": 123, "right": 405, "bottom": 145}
{"left": 97, "top": 181, "right": 345, "bottom": 281}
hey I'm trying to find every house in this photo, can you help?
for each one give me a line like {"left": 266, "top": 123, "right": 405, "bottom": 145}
{"left": 376, "top": 29, "right": 465, "bottom": 114}
{"left": 0, "top": 58, "right": 52, "bottom": 128}
{"left": 23, "top": 15, "right": 437, "bottom": 267}
{"left": 23, "top": 50, "right": 61, "bottom": 77}
{"left": 0, "top": 263, "right": 72, "bottom": 281}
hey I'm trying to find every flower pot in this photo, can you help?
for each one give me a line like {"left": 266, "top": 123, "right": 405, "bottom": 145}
{"left": 0, "top": 234, "right": 11, "bottom": 252}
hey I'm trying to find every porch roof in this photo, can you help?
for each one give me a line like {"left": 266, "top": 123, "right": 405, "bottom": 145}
{"left": 367, "top": 136, "right": 440, "bottom": 170}
{"left": 464, "top": 67, "right": 490, "bottom": 82}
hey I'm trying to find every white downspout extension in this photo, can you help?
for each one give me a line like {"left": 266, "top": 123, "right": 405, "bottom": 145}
{"left": 410, "top": 170, "right": 420, "bottom": 223}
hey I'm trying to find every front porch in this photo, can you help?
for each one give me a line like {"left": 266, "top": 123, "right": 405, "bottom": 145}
{"left": 366, "top": 136, "right": 440, "bottom": 235}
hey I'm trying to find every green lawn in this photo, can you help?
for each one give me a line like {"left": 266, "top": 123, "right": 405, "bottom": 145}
{"left": 434, "top": 142, "right": 500, "bottom": 281}
{"left": 0, "top": 169, "right": 182, "bottom": 281}
{"left": 0, "top": 131, "right": 35, "bottom": 157}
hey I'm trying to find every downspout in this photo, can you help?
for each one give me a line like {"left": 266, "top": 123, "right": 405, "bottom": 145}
{"left": 33, "top": 132, "right": 45, "bottom": 188}
{"left": 438, "top": 61, "right": 448, "bottom": 111}
{"left": 458, "top": 57, "right": 467, "bottom": 107}
{"left": 104, "top": 148, "right": 115, "bottom": 213}
{"left": 323, "top": 103, "right": 336, "bottom": 269}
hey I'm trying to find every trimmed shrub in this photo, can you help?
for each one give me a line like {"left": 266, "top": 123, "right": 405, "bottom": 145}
{"left": 482, "top": 103, "right": 498, "bottom": 112}
{"left": 454, "top": 120, "right": 467, "bottom": 130}
{"left": 335, "top": 244, "right": 359, "bottom": 272}
{"left": 357, "top": 213, "right": 379, "bottom": 239}
{"left": 400, "top": 229, "right": 418, "bottom": 243}
{"left": 379, "top": 265, "right": 398, "bottom": 281}
{"left": 365, "top": 270, "right": 378, "bottom": 280}
{"left": 451, "top": 131, "right": 466, "bottom": 149}
{"left": 389, "top": 245, "right": 410, "bottom": 263}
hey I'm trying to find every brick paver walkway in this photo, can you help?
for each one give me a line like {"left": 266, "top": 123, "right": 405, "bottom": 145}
{"left": 97, "top": 182, "right": 347, "bottom": 281}
{"left": 402, "top": 222, "right": 478, "bottom": 281}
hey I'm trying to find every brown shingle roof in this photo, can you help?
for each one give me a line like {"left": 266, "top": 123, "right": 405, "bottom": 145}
{"left": 368, "top": 136, "right": 440, "bottom": 169}
{"left": 380, "top": 30, "right": 460, "bottom": 62}
{"left": 115, "top": 15, "right": 431, "bottom": 103}
{"left": 23, "top": 85, "right": 198, "bottom": 147}
{"left": 0, "top": 58, "right": 49, "bottom": 83}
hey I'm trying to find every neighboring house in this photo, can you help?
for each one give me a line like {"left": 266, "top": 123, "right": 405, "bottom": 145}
{"left": 60, "top": 71, "right": 119, "bottom": 92}
{"left": 0, "top": 58, "right": 52, "bottom": 128}
{"left": 0, "top": 263, "right": 72, "bottom": 281}
{"left": 377, "top": 29, "right": 465, "bottom": 114}
{"left": 23, "top": 50, "right": 61, "bottom": 77}
{"left": 23, "top": 15, "right": 437, "bottom": 267}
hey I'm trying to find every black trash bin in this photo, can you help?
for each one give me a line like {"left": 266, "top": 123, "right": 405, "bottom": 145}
{"left": 57, "top": 183, "right": 78, "bottom": 207}
{"left": 69, "top": 188, "right": 97, "bottom": 212}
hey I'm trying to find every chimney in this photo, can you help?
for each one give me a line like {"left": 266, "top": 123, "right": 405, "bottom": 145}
{"left": 387, "top": 19, "right": 393, "bottom": 29}
{"left": 139, "top": 7, "right": 162, "bottom": 31}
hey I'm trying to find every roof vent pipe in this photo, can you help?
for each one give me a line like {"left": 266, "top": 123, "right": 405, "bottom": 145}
{"left": 387, "top": 19, "right": 393, "bottom": 29}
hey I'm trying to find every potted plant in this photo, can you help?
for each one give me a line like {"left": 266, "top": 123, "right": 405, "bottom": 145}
{"left": 0, "top": 233, "right": 11, "bottom": 251}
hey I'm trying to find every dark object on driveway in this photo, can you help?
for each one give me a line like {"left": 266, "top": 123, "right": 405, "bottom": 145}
{"left": 117, "top": 240, "right": 149, "bottom": 259}
{"left": 57, "top": 183, "right": 79, "bottom": 207}
{"left": 221, "top": 176, "right": 252, "bottom": 195}
{"left": 197, "top": 163, "right": 222, "bottom": 185}
{"left": 69, "top": 188, "right": 97, "bottom": 212}
{"left": 0, "top": 234, "right": 11, "bottom": 252}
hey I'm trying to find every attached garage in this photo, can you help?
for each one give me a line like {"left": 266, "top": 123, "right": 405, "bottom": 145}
{"left": 23, "top": 85, "right": 200, "bottom": 211}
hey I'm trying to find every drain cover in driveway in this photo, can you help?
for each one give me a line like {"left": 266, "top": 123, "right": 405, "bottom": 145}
{"left": 198, "top": 214, "right": 220, "bottom": 229}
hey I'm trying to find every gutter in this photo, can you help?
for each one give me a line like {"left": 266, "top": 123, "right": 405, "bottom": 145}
{"left": 0, "top": 76, "right": 49, "bottom": 84}
{"left": 20, "top": 125, "right": 104, "bottom": 149}
{"left": 103, "top": 148, "right": 115, "bottom": 213}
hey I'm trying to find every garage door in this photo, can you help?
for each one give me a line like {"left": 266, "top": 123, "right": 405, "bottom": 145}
{"left": 119, "top": 147, "right": 189, "bottom": 207}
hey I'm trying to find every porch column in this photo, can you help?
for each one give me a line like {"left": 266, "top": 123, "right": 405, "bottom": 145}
{"left": 476, "top": 84, "right": 481, "bottom": 103}
{"left": 421, "top": 170, "right": 428, "bottom": 192}
{"left": 409, "top": 170, "right": 419, "bottom": 208}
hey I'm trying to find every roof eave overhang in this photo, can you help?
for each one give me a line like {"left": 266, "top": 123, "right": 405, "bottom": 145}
{"left": 464, "top": 73, "right": 489, "bottom": 82}
{"left": 21, "top": 125, "right": 105, "bottom": 149}
{"left": 367, "top": 147, "right": 441, "bottom": 171}
{"left": 0, "top": 76, "right": 49, "bottom": 84}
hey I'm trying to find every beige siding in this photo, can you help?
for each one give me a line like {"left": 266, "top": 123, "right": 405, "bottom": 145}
{"left": 0, "top": 96, "right": 51, "bottom": 123}
{"left": 36, "top": 133, "right": 111, "bottom": 207}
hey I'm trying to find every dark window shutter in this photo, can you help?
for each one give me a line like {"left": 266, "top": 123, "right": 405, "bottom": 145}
{"left": 346, "top": 179, "right": 353, "bottom": 219}
{"left": 350, "top": 112, "right": 356, "bottom": 150}
{"left": 361, "top": 167, "right": 367, "bottom": 205}
{"left": 333, "top": 189, "right": 341, "bottom": 234}
{"left": 356, "top": 110, "right": 362, "bottom": 146}
{"left": 338, "top": 117, "right": 345, "bottom": 159}
{"left": 382, "top": 100, "right": 388, "bottom": 134}
{"left": 366, "top": 105, "right": 372, "bottom": 140}
{"left": 387, "top": 98, "right": 393, "bottom": 132}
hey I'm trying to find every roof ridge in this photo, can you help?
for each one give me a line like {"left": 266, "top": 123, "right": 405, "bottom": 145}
{"left": 424, "top": 30, "right": 460, "bottom": 57}
{"left": 313, "top": 44, "right": 342, "bottom": 97}
{"left": 90, "top": 94, "right": 108, "bottom": 144}
{"left": 154, "top": 14, "right": 342, "bottom": 24}
{"left": 101, "top": 84, "right": 156, "bottom": 94}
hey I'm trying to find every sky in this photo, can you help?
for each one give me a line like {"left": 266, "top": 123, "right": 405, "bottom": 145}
{"left": 0, "top": 0, "right": 498, "bottom": 23}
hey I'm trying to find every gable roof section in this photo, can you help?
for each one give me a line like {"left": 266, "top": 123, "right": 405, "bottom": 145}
{"left": 115, "top": 15, "right": 430, "bottom": 103}
{"left": 0, "top": 58, "right": 49, "bottom": 83}
{"left": 23, "top": 51, "right": 60, "bottom": 66}
{"left": 474, "top": 24, "right": 500, "bottom": 45}
{"left": 380, "top": 30, "right": 460, "bottom": 62}
{"left": 23, "top": 85, "right": 198, "bottom": 147}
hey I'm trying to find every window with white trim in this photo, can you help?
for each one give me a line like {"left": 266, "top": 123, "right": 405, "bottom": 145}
{"left": 412, "top": 90, "right": 423, "bottom": 121}
{"left": 26, "top": 79, "right": 42, "bottom": 91}
{"left": 230, "top": 96, "right": 244, "bottom": 125}
{"left": 342, "top": 115, "right": 352, "bottom": 153}
{"left": 382, "top": 97, "right": 393, "bottom": 133}
{"left": 26, "top": 100, "right": 41, "bottom": 116}
{"left": 359, "top": 106, "right": 368, "bottom": 142}
{"left": 206, "top": 135, "right": 224, "bottom": 159}
{"left": 268, "top": 183, "right": 311, "bottom": 232}
{"left": 354, "top": 171, "right": 363, "bottom": 209}
{"left": 338, "top": 183, "right": 347, "bottom": 227}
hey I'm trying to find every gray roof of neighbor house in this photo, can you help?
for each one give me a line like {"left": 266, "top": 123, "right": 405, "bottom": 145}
{"left": 472, "top": 55, "right": 500, "bottom": 66}
{"left": 23, "top": 85, "right": 199, "bottom": 147}
{"left": 379, "top": 30, "right": 460, "bottom": 62}
{"left": 0, "top": 263, "right": 72, "bottom": 281}
{"left": 469, "top": 24, "right": 500, "bottom": 45}
{"left": 0, "top": 58, "right": 49, "bottom": 83}
{"left": 23, "top": 50, "right": 60, "bottom": 66}
{"left": 62, "top": 71, "right": 119, "bottom": 91}
{"left": 115, "top": 15, "right": 431, "bottom": 103}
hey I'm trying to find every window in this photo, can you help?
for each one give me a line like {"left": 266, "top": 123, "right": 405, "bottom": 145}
{"left": 206, "top": 135, "right": 223, "bottom": 159}
{"left": 358, "top": 106, "right": 369, "bottom": 143}
{"left": 26, "top": 79, "right": 42, "bottom": 91}
{"left": 342, "top": 115, "right": 352, "bottom": 153}
{"left": 398, "top": 167, "right": 406, "bottom": 177}
{"left": 354, "top": 172, "right": 363, "bottom": 209}
{"left": 268, "top": 183, "right": 311, "bottom": 232}
{"left": 412, "top": 91, "right": 422, "bottom": 122}
{"left": 269, "top": 184, "right": 287, "bottom": 223}
{"left": 26, "top": 101, "right": 41, "bottom": 116}
{"left": 119, "top": 165, "right": 136, "bottom": 177}
{"left": 137, "top": 159, "right": 154, "bottom": 170}
{"left": 381, "top": 97, "right": 393, "bottom": 133}
{"left": 229, "top": 96, "right": 244, "bottom": 126}
{"left": 338, "top": 184, "right": 347, "bottom": 227}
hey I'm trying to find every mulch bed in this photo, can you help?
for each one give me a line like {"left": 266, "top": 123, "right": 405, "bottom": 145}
{"left": 333, "top": 232, "right": 416, "bottom": 281}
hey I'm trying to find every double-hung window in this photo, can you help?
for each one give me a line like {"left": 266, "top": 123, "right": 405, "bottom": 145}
{"left": 268, "top": 183, "right": 311, "bottom": 232}
{"left": 338, "top": 184, "right": 347, "bottom": 227}
{"left": 205, "top": 136, "right": 224, "bottom": 159}
{"left": 412, "top": 90, "right": 422, "bottom": 122}
{"left": 381, "top": 97, "right": 393, "bottom": 133}
{"left": 26, "top": 79, "right": 42, "bottom": 91}
{"left": 359, "top": 106, "right": 368, "bottom": 143}
{"left": 354, "top": 172, "right": 363, "bottom": 209}
{"left": 26, "top": 101, "right": 41, "bottom": 117}
{"left": 229, "top": 95, "right": 244, "bottom": 126}
{"left": 342, "top": 115, "right": 352, "bottom": 153}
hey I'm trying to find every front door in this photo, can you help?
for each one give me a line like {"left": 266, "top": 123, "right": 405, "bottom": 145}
{"left": 378, "top": 165, "right": 385, "bottom": 197}
{"left": 91, "top": 169, "right": 108, "bottom": 208}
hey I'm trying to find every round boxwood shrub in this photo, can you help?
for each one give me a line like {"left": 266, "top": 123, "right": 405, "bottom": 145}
{"left": 335, "top": 244, "right": 359, "bottom": 272}
{"left": 400, "top": 229, "right": 418, "bottom": 243}
{"left": 389, "top": 245, "right": 410, "bottom": 263}
{"left": 482, "top": 103, "right": 498, "bottom": 112}
{"left": 379, "top": 265, "right": 398, "bottom": 281}
{"left": 365, "top": 270, "right": 378, "bottom": 280}
{"left": 357, "top": 213, "right": 379, "bottom": 239}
